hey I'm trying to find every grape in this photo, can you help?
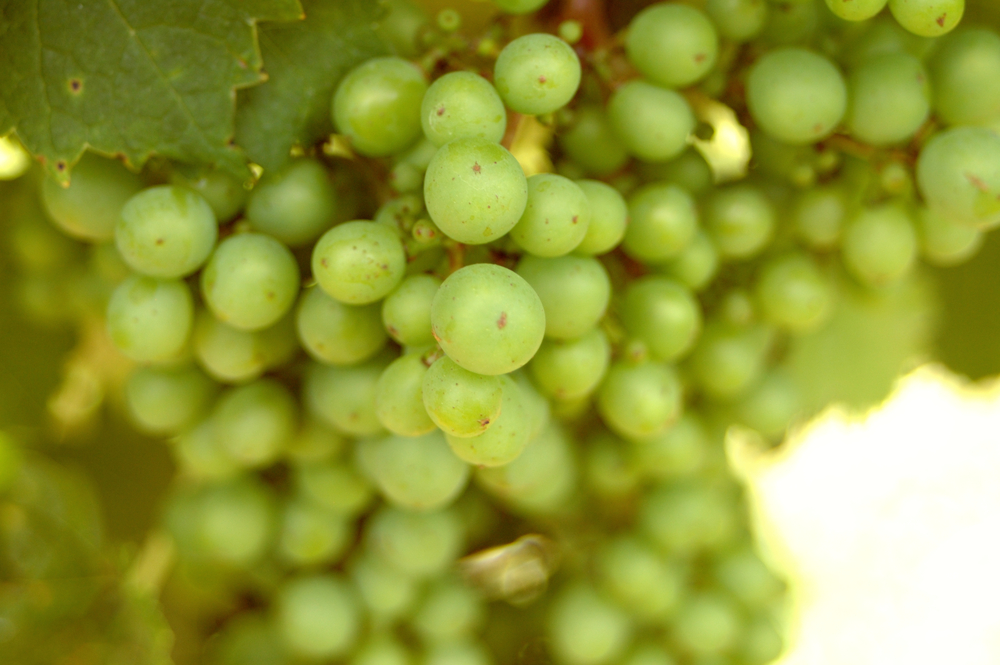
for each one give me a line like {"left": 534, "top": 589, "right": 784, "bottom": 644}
{"left": 596, "top": 536, "right": 684, "bottom": 621}
{"left": 201, "top": 232, "right": 300, "bottom": 331}
{"left": 597, "top": 361, "right": 683, "bottom": 440}
{"left": 422, "top": 356, "right": 503, "bottom": 438}
{"left": 672, "top": 592, "right": 743, "bottom": 656}
{"left": 640, "top": 482, "right": 739, "bottom": 556}
{"left": 193, "top": 309, "right": 297, "bottom": 383}
{"left": 116, "top": 185, "right": 217, "bottom": 278}
{"left": 296, "top": 286, "right": 387, "bottom": 366}
{"left": 623, "top": 184, "right": 698, "bottom": 263}
{"left": 426, "top": 642, "right": 493, "bottom": 665}
{"left": 350, "top": 553, "right": 419, "bottom": 621}
{"left": 916, "top": 205, "right": 982, "bottom": 266}
{"left": 625, "top": 3, "right": 718, "bottom": 89}
{"left": 423, "top": 137, "right": 528, "bottom": 244}
{"left": 512, "top": 371, "right": 551, "bottom": 440}
{"left": 431, "top": 263, "right": 545, "bottom": 376}
{"left": 888, "top": 0, "right": 963, "bottom": 37}
{"left": 621, "top": 277, "right": 702, "bottom": 362}
{"left": 792, "top": 185, "right": 846, "bottom": 250}
{"left": 303, "top": 355, "right": 390, "bottom": 437}
{"left": 546, "top": 582, "right": 633, "bottom": 665}
{"left": 516, "top": 254, "right": 609, "bottom": 339}
{"left": 422, "top": 72, "right": 507, "bottom": 146}
{"left": 205, "top": 612, "right": 286, "bottom": 665}
{"left": 213, "top": 379, "right": 296, "bottom": 468}
{"left": 41, "top": 152, "right": 143, "bottom": 241}
{"left": 754, "top": 253, "right": 833, "bottom": 331}
{"left": 365, "top": 506, "right": 464, "bottom": 578}
{"left": 312, "top": 221, "right": 406, "bottom": 305}
{"left": 351, "top": 634, "right": 412, "bottom": 665}
{"left": 286, "top": 418, "right": 346, "bottom": 465}
{"left": 511, "top": 174, "right": 590, "bottom": 257}
{"left": 375, "top": 352, "right": 437, "bottom": 436}
{"left": 661, "top": 231, "right": 719, "bottom": 292}
{"left": 574, "top": 180, "right": 628, "bottom": 256}
{"left": 713, "top": 546, "right": 785, "bottom": 608}
{"left": 476, "top": 423, "right": 576, "bottom": 512}
{"left": 745, "top": 48, "right": 847, "bottom": 145}
{"left": 124, "top": 364, "right": 217, "bottom": 435}
{"left": 759, "top": 0, "right": 821, "bottom": 47}
{"left": 846, "top": 52, "right": 929, "bottom": 146}
{"left": 246, "top": 159, "right": 337, "bottom": 246}
{"left": 734, "top": 368, "right": 801, "bottom": 436}
{"left": 631, "top": 413, "right": 709, "bottom": 480}
{"left": 584, "top": 433, "right": 642, "bottom": 499}
{"left": 917, "top": 127, "right": 1000, "bottom": 230}
{"left": 557, "top": 106, "right": 630, "bottom": 177}
{"left": 825, "top": 0, "right": 887, "bottom": 21}
{"left": 704, "top": 184, "right": 776, "bottom": 260}
{"left": 172, "top": 419, "right": 239, "bottom": 482}
{"left": 842, "top": 203, "right": 918, "bottom": 286}
{"left": 382, "top": 274, "right": 441, "bottom": 347}
{"left": 106, "top": 275, "right": 193, "bottom": 363}
{"left": 277, "top": 575, "right": 359, "bottom": 659}
{"left": 607, "top": 81, "right": 695, "bottom": 163}
{"left": 358, "top": 431, "right": 469, "bottom": 511}
{"left": 620, "top": 644, "right": 677, "bottom": 665}
{"left": 493, "top": 0, "right": 549, "bottom": 14}
{"left": 493, "top": 33, "right": 581, "bottom": 115}
{"left": 171, "top": 168, "right": 247, "bottom": 222}
{"left": 446, "top": 375, "right": 530, "bottom": 467}
{"left": 706, "top": 0, "right": 768, "bottom": 42}
{"left": 411, "top": 578, "right": 485, "bottom": 642}
{"left": 277, "top": 499, "right": 350, "bottom": 567}
{"left": 333, "top": 57, "right": 427, "bottom": 157}
{"left": 739, "top": 618, "right": 783, "bottom": 665}
{"left": 529, "top": 328, "right": 611, "bottom": 400}
{"left": 197, "top": 477, "right": 276, "bottom": 566}
{"left": 690, "top": 323, "right": 773, "bottom": 399}
{"left": 641, "top": 149, "right": 714, "bottom": 196}
{"left": 929, "top": 28, "right": 1000, "bottom": 126}
{"left": 296, "top": 460, "right": 374, "bottom": 517}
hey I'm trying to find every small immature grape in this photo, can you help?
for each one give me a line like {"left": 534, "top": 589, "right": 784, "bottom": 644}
{"left": 557, "top": 106, "right": 630, "bottom": 177}
{"left": 597, "top": 361, "right": 683, "bottom": 440}
{"left": 213, "top": 379, "right": 297, "bottom": 468}
{"left": 382, "top": 274, "right": 441, "bottom": 346}
{"left": 574, "top": 180, "right": 628, "bottom": 255}
{"left": 917, "top": 205, "right": 982, "bottom": 266}
{"left": 171, "top": 168, "right": 247, "bottom": 222}
{"left": 792, "top": 186, "right": 846, "bottom": 250}
{"left": 106, "top": 275, "right": 193, "bottom": 363}
{"left": 596, "top": 536, "right": 684, "bottom": 622}
{"left": 476, "top": 423, "right": 575, "bottom": 511}
{"left": 846, "top": 52, "right": 930, "bottom": 146}
{"left": 842, "top": 204, "right": 918, "bottom": 286}
{"left": 529, "top": 328, "right": 611, "bottom": 400}
{"left": 755, "top": 253, "right": 833, "bottom": 332}
{"left": 350, "top": 554, "right": 419, "bottom": 621}
{"left": 365, "top": 506, "right": 464, "bottom": 579}
{"left": 546, "top": 582, "right": 633, "bottom": 665}
{"left": 304, "top": 356, "right": 390, "bottom": 437}
{"left": 916, "top": 126, "right": 1000, "bottom": 230}
{"left": 929, "top": 28, "right": 1000, "bottom": 127}
{"left": 277, "top": 575, "right": 359, "bottom": 659}
{"left": 888, "top": 0, "right": 964, "bottom": 37}
{"left": 296, "top": 461, "right": 374, "bottom": 517}
{"left": 516, "top": 254, "right": 610, "bottom": 339}
{"left": 422, "top": 356, "right": 503, "bottom": 438}
{"left": 511, "top": 174, "right": 591, "bottom": 257}
{"left": 374, "top": 352, "right": 436, "bottom": 436}
{"left": 625, "top": 3, "right": 718, "bottom": 89}
{"left": 360, "top": 431, "right": 470, "bottom": 511}
{"left": 608, "top": 81, "right": 695, "bottom": 163}
{"left": 422, "top": 72, "right": 507, "bottom": 146}
{"left": 621, "top": 277, "right": 702, "bottom": 362}
{"left": 672, "top": 592, "right": 743, "bottom": 656}
{"left": 41, "top": 152, "right": 143, "bottom": 241}
{"left": 493, "top": 33, "right": 582, "bottom": 115}
{"left": 631, "top": 413, "right": 709, "bottom": 480}
{"left": 623, "top": 183, "right": 699, "bottom": 263}
{"left": 193, "top": 309, "right": 297, "bottom": 383}
{"left": 661, "top": 231, "right": 719, "bottom": 292}
{"left": 197, "top": 478, "right": 277, "bottom": 566}
{"left": 246, "top": 159, "right": 337, "bottom": 246}
{"left": 825, "top": 0, "right": 888, "bottom": 21}
{"left": 312, "top": 221, "right": 406, "bottom": 305}
{"left": 640, "top": 482, "right": 739, "bottom": 555}
{"left": 296, "top": 286, "right": 387, "bottom": 366}
{"left": 707, "top": 0, "right": 768, "bottom": 42}
{"left": 740, "top": 618, "right": 784, "bottom": 665}
{"left": 705, "top": 184, "right": 776, "bottom": 260}
{"left": 446, "top": 374, "right": 531, "bottom": 467}
{"left": 277, "top": 500, "right": 350, "bottom": 567}
{"left": 714, "top": 546, "right": 786, "bottom": 608}
{"left": 171, "top": 420, "right": 239, "bottom": 482}
{"left": 734, "top": 369, "right": 802, "bottom": 436}
{"left": 690, "top": 323, "right": 772, "bottom": 399}
{"left": 125, "top": 365, "right": 217, "bottom": 435}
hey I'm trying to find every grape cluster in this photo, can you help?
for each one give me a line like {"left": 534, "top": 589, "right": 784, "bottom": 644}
{"left": 3, "top": 0, "right": 999, "bottom": 663}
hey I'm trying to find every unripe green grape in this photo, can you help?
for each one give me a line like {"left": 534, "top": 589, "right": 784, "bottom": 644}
{"left": 303, "top": 355, "right": 391, "bottom": 437}
{"left": 277, "top": 574, "right": 360, "bottom": 659}
{"left": 382, "top": 274, "right": 441, "bottom": 346}
{"left": 411, "top": 578, "right": 485, "bottom": 643}
{"left": 41, "top": 152, "right": 143, "bottom": 241}
{"left": 422, "top": 356, "right": 503, "bottom": 438}
{"left": 493, "top": 34, "right": 581, "bottom": 115}
{"left": 672, "top": 592, "right": 743, "bottom": 656}
{"left": 431, "top": 263, "right": 545, "bottom": 376}
{"left": 351, "top": 634, "right": 412, "bottom": 665}
{"left": 192, "top": 309, "right": 297, "bottom": 383}
{"left": 350, "top": 553, "right": 419, "bottom": 621}
{"left": 622, "top": 277, "right": 702, "bottom": 362}
{"left": 621, "top": 644, "right": 677, "bottom": 665}
{"left": 746, "top": 48, "right": 847, "bottom": 145}
{"left": 597, "top": 361, "right": 683, "bottom": 440}
{"left": 333, "top": 57, "right": 427, "bottom": 157}
{"left": 512, "top": 371, "right": 551, "bottom": 440}
{"left": 758, "top": 0, "right": 820, "bottom": 47}
{"left": 557, "top": 106, "right": 630, "bottom": 177}
{"left": 608, "top": 81, "right": 695, "bottom": 163}
{"left": 171, "top": 168, "right": 247, "bottom": 222}
{"left": 296, "top": 286, "right": 387, "bottom": 366}
{"left": 426, "top": 641, "right": 493, "bottom": 665}
{"left": 733, "top": 369, "right": 802, "bottom": 436}
{"left": 846, "top": 52, "right": 929, "bottom": 145}
{"left": 446, "top": 375, "right": 530, "bottom": 467}
{"left": 707, "top": 0, "right": 768, "bottom": 42}
{"left": 623, "top": 183, "right": 698, "bottom": 263}
{"left": 377, "top": 0, "right": 430, "bottom": 58}
{"left": 365, "top": 506, "right": 464, "bottom": 579}
{"left": 825, "top": 0, "right": 887, "bottom": 21}
{"left": 529, "top": 328, "right": 611, "bottom": 400}
{"left": 374, "top": 353, "right": 437, "bottom": 436}
{"left": 916, "top": 205, "right": 982, "bottom": 266}
{"left": 714, "top": 546, "right": 785, "bottom": 608}
{"left": 286, "top": 418, "right": 346, "bottom": 465}
{"left": 929, "top": 28, "right": 1000, "bottom": 127}
{"left": 124, "top": 364, "right": 217, "bottom": 435}
{"left": 516, "top": 254, "right": 609, "bottom": 339}
{"left": 312, "top": 221, "right": 406, "bottom": 305}
{"left": 204, "top": 612, "right": 285, "bottom": 665}
{"left": 640, "top": 482, "right": 739, "bottom": 556}
{"left": 296, "top": 460, "right": 374, "bottom": 517}
{"left": 631, "top": 413, "right": 710, "bottom": 481}
{"left": 916, "top": 126, "right": 1000, "bottom": 229}
{"left": 888, "top": 0, "right": 963, "bottom": 38}
{"left": 246, "top": 159, "right": 337, "bottom": 246}
{"left": 704, "top": 184, "right": 776, "bottom": 260}
{"left": 739, "top": 618, "right": 784, "bottom": 665}
{"left": 277, "top": 499, "right": 350, "bottom": 567}
{"left": 842, "top": 204, "right": 918, "bottom": 286}
{"left": 596, "top": 536, "right": 684, "bottom": 622}
{"left": 792, "top": 185, "right": 846, "bottom": 250}
{"left": 201, "top": 232, "right": 300, "bottom": 330}
{"left": 625, "top": 3, "right": 718, "bottom": 89}
{"left": 493, "top": 0, "right": 549, "bottom": 14}
{"left": 690, "top": 323, "right": 773, "bottom": 399}
{"left": 755, "top": 253, "right": 833, "bottom": 331}
{"left": 640, "top": 149, "right": 714, "bottom": 196}
{"left": 661, "top": 231, "right": 719, "bottom": 292}
{"left": 574, "top": 180, "right": 628, "bottom": 255}
{"left": 476, "top": 423, "right": 576, "bottom": 512}
{"left": 359, "top": 431, "right": 469, "bottom": 511}
{"left": 584, "top": 433, "right": 642, "bottom": 499}
{"left": 547, "top": 582, "right": 633, "bottom": 665}
{"left": 422, "top": 72, "right": 507, "bottom": 146}
{"left": 171, "top": 419, "right": 239, "bottom": 481}
{"left": 511, "top": 173, "right": 590, "bottom": 257}
{"left": 197, "top": 477, "right": 276, "bottom": 566}
{"left": 106, "top": 275, "right": 193, "bottom": 363}
{"left": 116, "top": 185, "right": 217, "bottom": 278}
{"left": 424, "top": 137, "right": 528, "bottom": 244}
{"left": 213, "top": 379, "right": 296, "bottom": 468}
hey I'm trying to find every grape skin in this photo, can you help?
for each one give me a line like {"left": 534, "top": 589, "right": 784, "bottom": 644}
{"left": 493, "top": 33, "right": 582, "bottom": 116}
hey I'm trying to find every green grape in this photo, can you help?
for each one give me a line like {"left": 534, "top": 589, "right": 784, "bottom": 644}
{"left": 277, "top": 574, "right": 359, "bottom": 659}
{"left": 661, "top": 231, "right": 719, "bottom": 292}
{"left": 193, "top": 309, "right": 297, "bottom": 383}
{"left": 124, "top": 364, "right": 217, "bottom": 435}
{"left": 842, "top": 203, "right": 918, "bottom": 286}
{"left": 704, "top": 184, "right": 776, "bottom": 260}
{"left": 375, "top": 353, "right": 437, "bottom": 436}
{"left": 846, "top": 52, "right": 929, "bottom": 145}
{"left": 377, "top": 0, "right": 430, "bottom": 58}
{"left": 825, "top": 0, "right": 887, "bottom": 20}
{"left": 631, "top": 413, "right": 710, "bottom": 480}
{"left": 431, "top": 263, "right": 545, "bottom": 375}
{"left": 584, "top": 433, "right": 642, "bottom": 499}
{"left": 197, "top": 477, "right": 276, "bottom": 566}
{"left": 739, "top": 618, "right": 783, "bottom": 665}
{"left": 171, "top": 167, "right": 247, "bottom": 222}
{"left": 106, "top": 275, "right": 193, "bottom": 363}
{"left": 512, "top": 371, "right": 551, "bottom": 439}
{"left": 213, "top": 379, "right": 296, "bottom": 468}
{"left": 529, "top": 328, "right": 610, "bottom": 400}
{"left": 754, "top": 253, "right": 833, "bottom": 331}
{"left": 41, "top": 152, "right": 143, "bottom": 241}
{"left": 792, "top": 185, "right": 846, "bottom": 250}
{"left": 516, "top": 254, "right": 609, "bottom": 339}
{"left": 916, "top": 205, "right": 982, "bottom": 266}
{"left": 296, "top": 460, "right": 374, "bottom": 517}
{"left": 621, "top": 644, "right": 678, "bottom": 665}
{"left": 172, "top": 419, "right": 240, "bottom": 481}
{"left": 608, "top": 81, "right": 695, "bottom": 163}
{"left": 714, "top": 546, "right": 784, "bottom": 608}
{"left": 422, "top": 72, "right": 507, "bottom": 146}
{"left": 839, "top": 15, "right": 937, "bottom": 69}
{"left": 511, "top": 174, "right": 590, "bottom": 257}
{"left": 116, "top": 185, "right": 217, "bottom": 278}
{"left": 360, "top": 431, "right": 470, "bottom": 510}
{"left": 383, "top": 274, "right": 441, "bottom": 346}
{"left": 446, "top": 375, "right": 530, "bottom": 467}
{"left": 365, "top": 506, "right": 464, "bottom": 578}
{"left": 246, "top": 159, "right": 337, "bottom": 246}
{"left": 296, "top": 286, "right": 387, "bottom": 366}
{"left": 672, "top": 592, "right": 743, "bottom": 656}
{"left": 888, "top": 0, "right": 963, "bottom": 37}
{"left": 621, "top": 277, "right": 702, "bottom": 362}
{"left": 574, "top": 180, "right": 628, "bottom": 255}
{"left": 557, "top": 106, "right": 630, "bottom": 177}
{"left": 201, "top": 232, "right": 300, "bottom": 331}
{"left": 596, "top": 536, "right": 684, "bottom": 622}
{"left": 425, "top": 641, "right": 493, "bottom": 665}
{"left": 286, "top": 418, "right": 346, "bottom": 464}
{"left": 312, "top": 220, "right": 406, "bottom": 305}
{"left": 493, "top": 33, "right": 581, "bottom": 115}
{"left": 916, "top": 127, "right": 1000, "bottom": 229}
{"left": 493, "top": 0, "right": 549, "bottom": 14}
{"left": 304, "top": 356, "right": 390, "bottom": 437}
{"left": 423, "top": 137, "right": 528, "bottom": 244}
{"left": 350, "top": 553, "right": 419, "bottom": 621}
{"left": 745, "top": 48, "right": 847, "bottom": 144}
{"left": 411, "top": 578, "right": 485, "bottom": 643}
{"left": 640, "top": 149, "right": 714, "bottom": 196}
{"left": 205, "top": 612, "right": 287, "bottom": 665}
{"left": 547, "top": 582, "right": 633, "bottom": 665}
{"left": 476, "top": 423, "right": 576, "bottom": 512}
{"left": 333, "top": 57, "right": 428, "bottom": 157}
{"left": 929, "top": 28, "right": 1000, "bottom": 126}
{"left": 623, "top": 183, "right": 698, "bottom": 263}
{"left": 733, "top": 368, "right": 801, "bottom": 436}
{"left": 625, "top": 3, "right": 718, "bottom": 89}
{"left": 758, "top": 0, "right": 821, "bottom": 47}
{"left": 640, "top": 482, "right": 739, "bottom": 556}
{"left": 350, "top": 634, "right": 412, "bottom": 665}
{"left": 422, "top": 356, "right": 503, "bottom": 438}
{"left": 718, "top": 289, "right": 756, "bottom": 329}
{"left": 706, "top": 0, "right": 768, "bottom": 42}
{"left": 597, "top": 361, "right": 683, "bottom": 440}
{"left": 277, "top": 499, "right": 350, "bottom": 567}
{"left": 690, "top": 323, "right": 773, "bottom": 399}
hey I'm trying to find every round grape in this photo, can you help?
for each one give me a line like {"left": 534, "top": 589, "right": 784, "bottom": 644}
{"left": 422, "top": 71, "right": 507, "bottom": 146}
{"left": 597, "top": 361, "right": 683, "bottom": 440}
{"left": 374, "top": 352, "right": 437, "bottom": 436}
{"left": 511, "top": 173, "right": 590, "bottom": 257}
{"left": 382, "top": 274, "right": 441, "bottom": 346}
{"left": 625, "top": 3, "right": 718, "bottom": 89}
{"left": 916, "top": 126, "right": 1000, "bottom": 229}
{"left": 41, "top": 152, "right": 143, "bottom": 241}
{"left": 106, "top": 275, "right": 193, "bottom": 363}
{"left": 516, "top": 254, "right": 610, "bottom": 339}
{"left": 422, "top": 356, "right": 503, "bottom": 438}
{"left": 360, "top": 431, "right": 470, "bottom": 511}
{"left": 608, "top": 81, "right": 695, "bottom": 163}
{"left": 246, "top": 159, "right": 337, "bottom": 246}
{"left": 312, "top": 221, "right": 406, "bottom": 305}
{"left": 574, "top": 180, "right": 628, "bottom": 256}
{"left": 623, "top": 183, "right": 698, "bottom": 264}
{"left": 494, "top": 33, "right": 581, "bottom": 115}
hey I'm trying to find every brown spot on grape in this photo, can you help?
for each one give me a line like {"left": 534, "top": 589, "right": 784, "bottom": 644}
{"left": 321, "top": 258, "right": 329, "bottom": 267}
{"left": 937, "top": 13, "right": 946, "bottom": 27}
{"left": 539, "top": 75, "right": 547, "bottom": 83}
{"left": 155, "top": 238, "right": 164, "bottom": 245}
{"left": 694, "top": 53, "right": 706, "bottom": 63}
{"left": 68, "top": 78, "right": 83, "bottom": 94}
{"left": 267, "top": 291, "right": 275, "bottom": 300}
{"left": 437, "top": 105, "right": 446, "bottom": 116}
{"left": 572, "top": 215, "right": 578, "bottom": 224}
{"left": 56, "top": 161, "right": 66, "bottom": 172}
{"left": 497, "top": 312, "right": 507, "bottom": 329}
{"left": 479, "top": 418, "right": 490, "bottom": 427}
{"left": 473, "top": 162, "right": 482, "bottom": 174}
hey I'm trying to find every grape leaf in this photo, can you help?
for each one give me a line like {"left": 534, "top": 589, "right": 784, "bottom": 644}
{"left": 0, "top": 0, "right": 304, "bottom": 182}
{"left": 234, "top": 0, "right": 388, "bottom": 173}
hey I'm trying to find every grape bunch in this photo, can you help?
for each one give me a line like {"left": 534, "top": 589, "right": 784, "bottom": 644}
{"left": 2, "top": 0, "right": 1000, "bottom": 663}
